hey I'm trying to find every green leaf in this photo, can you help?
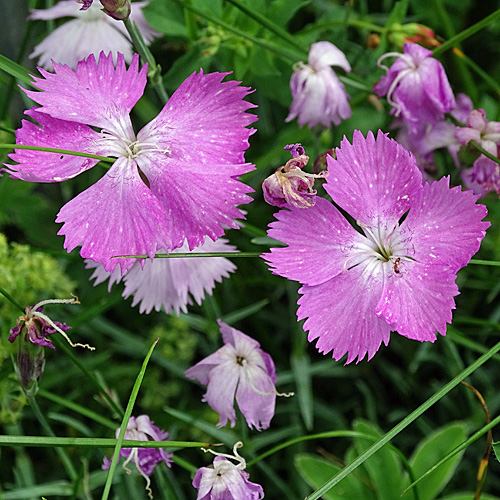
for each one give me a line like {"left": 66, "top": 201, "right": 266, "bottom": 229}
{"left": 353, "top": 420, "right": 403, "bottom": 500}
{"left": 143, "top": 0, "right": 187, "bottom": 37}
{"left": 295, "top": 453, "right": 375, "bottom": 500}
{"left": 291, "top": 354, "right": 313, "bottom": 431}
{"left": 408, "top": 422, "right": 468, "bottom": 500}
{"left": 493, "top": 440, "right": 500, "bottom": 461}
{"left": 439, "top": 495, "right": 500, "bottom": 500}
{"left": 0, "top": 54, "right": 34, "bottom": 85}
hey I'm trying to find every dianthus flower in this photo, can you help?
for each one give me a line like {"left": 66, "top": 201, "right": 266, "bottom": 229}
{"left": 185, "top": 320, "right": 278, "bottom": 430}
{"left": 455, "top": 109, "right": 500, "bottom": 156}
{"left": 29, "top": 1, "right": 158, "bottom": 69}
{"left": 462, "top": 156, "right": 500, "bottom": 196}
{"left": 5, "top": 53, "right": 256, "bottom": 273}
{"left": 103, "top": 415, "right": 172, "bottom": 498}
{"left": 286, "top": 41, "right": 351, "bottom": 128}
{"left": 374, "top": 43, "right": 455, "bottom": 131}
{"left": 264, "top": 130, "right": 489, "bottom": 363}
{"left": 193, "top": 442, "right": 264, "bottom": 500}
{"left": 86, "top": 237, "right": 237, "bottom": 314}
{"left": 262, "top": 143, "right": 327, "bottom": 208}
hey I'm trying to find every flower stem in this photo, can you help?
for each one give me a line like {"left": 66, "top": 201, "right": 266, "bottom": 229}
{"left": 27, "top": 395, "right": 78, "bottom": 482}
{"left": 469, "top": 140, "right": 500, "bottom": 167}
{"left": 0, "top": 285, "right": 25, "bottom": 313}
{"left": 0, "top": 144, "right": 114, "bottom": 163}
{"left": 123, "top": 18, "right": 169, "bottom": 104}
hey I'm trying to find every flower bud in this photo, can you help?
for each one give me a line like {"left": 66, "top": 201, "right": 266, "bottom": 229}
{"left": 99, "top": 0, "right": 131, "bottom": 20}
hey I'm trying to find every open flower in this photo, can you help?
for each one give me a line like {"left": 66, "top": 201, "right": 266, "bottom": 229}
{"left": 264, "top": 130, "right": 489, "bottom": 363}
{"left": 103, "top": 415, "right": 172, "bottom": 499}
{"left": 185, "top": 320, "right": 277, "bottom": 430}
{"left": 193, "top": 442, "right": 264, "bottom": 500}
{"left": 5, "top": 53, "right": 256, "bottom": 273}
{"left": 455, "top": 109, "right": 500, "bottom": 156}
{"left": 262, "top": 143, "right": 327, "bottom": 208}
{"left": 29, "top": 1, "right": 158, "bottom": 69}
{"left": 86, "top": 237, "right": 237, "bottom": 315}
{"left": 374, "top": 43, "right": 455, "bottom": 131}
{"left": 286, "top": 41, "right": 351, "bottom": 128}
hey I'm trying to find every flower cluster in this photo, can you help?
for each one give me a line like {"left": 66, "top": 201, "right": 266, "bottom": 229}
{"left": 264, "top": 130, "right": 489, "bottom": 363}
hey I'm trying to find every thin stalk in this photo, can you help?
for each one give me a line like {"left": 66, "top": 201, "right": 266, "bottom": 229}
{"left": 469, "top": 140, "right": 500, "bottom": 167}
{"left": 225, "top": 0, "right": 308, "bottom": 56}
{"left": 123, "top": 18, "right": 169, "bottom": 104}
{"left": 113, "top": 252, "right": 262, "bottom": 259}
{"left": 433, "top": 8, "right": 500, "bottom": 58}
{"left": 0, "top": 285, "right": 25, "bottom": 313}
{"left": 0, "top": 144, "right": 114, "bottom": 163}
{"left": 0, "top": 435, "right": 213, "bottom": 448}
{"left": 28, "top": 396, "right": 78, "bottom": 482}
{"left": 305, "top": 339, "right": 500, "bottom": 500}
{"left": 470, "top": 259, "right": 500, "bottom": 267}
{"left": 101, "top": 339, "right": 157, "bottom": 500}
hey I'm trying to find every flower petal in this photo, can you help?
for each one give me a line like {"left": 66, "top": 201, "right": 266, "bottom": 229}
{"left": 56, "top": 157, "right": 171, "bottom": 273}
{"left": 297, "top": 262, "right": 391, "bottom": 363}
{"left": 264, "top": 197, "right": 360, "bottom": 286}
{"left": 375, "top": 261, "right": 458, "bottom": 341}
{"left": 309, "top": 41, "right": 351, "bottom": 72}
{"left": 401, "top": 177, "right": 489, "bottom": 271}
{"left": 25, "top": 52, "right": 146, "bottom": 130}
{"left": 6, "top": 109, "right": 101, "bottom": 182}
{"left": 325, "top": 130, "right": 422, "bottom": 224}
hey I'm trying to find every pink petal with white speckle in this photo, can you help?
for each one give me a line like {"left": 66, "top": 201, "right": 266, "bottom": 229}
{"left": 25, "top": 53, "right": 146, "bottom": 130}
{"left": 325, "top": 130, "right": 422, "bottom": 225}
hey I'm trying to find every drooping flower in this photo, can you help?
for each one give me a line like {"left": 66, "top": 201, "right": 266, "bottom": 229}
{"left": 102, "top": 415, "right": 173, "bottom": 499}
{"left": 185, "top": 320, "right": 277, "bottom": 430}
{"left": 264, "top": 130, "right": 489, "bottom": 363}
{"left": 374, "top": 43, "right": 455, "bottom": 131}
{"left": 86, "top": 236, "right": 237, "bottom": 315}
{"left": 462, "top": 156, "right": 500, "bottom": 196}
{"left": 286, "top": 41, "right": 351, "bottom": 128}
{"left": 8, "top": 297, "right": 85, "bottom": 395}
{"left": 29, "top": 1, "right": 158, "bottom": 69}
{"left": 262, "top": 143, "right": 327, "bottom": 208}
{"left": 193, "top": 442, "right": 264, "bottom": 500}
{"left": 5, "top": 53, "right": 257, "bottom": 273}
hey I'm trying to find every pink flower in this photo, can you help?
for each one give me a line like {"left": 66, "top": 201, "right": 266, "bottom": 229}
{"left": 286, "top": 41, "right": 351, "bottom": 128}
{"left": 86, "top": 237, "right": 237, "bottom": 314}
{"left": 5, "top": 53, "right": 256, "bottom": 273}
{"left": 103, "top": 415, "right": 172, "bottom": 498}
{"left": 374, "top": 43, "right": 456, "bottom": 131}
{"left": 185, "top": 320, "right": 277, "bottom": 430}
{"left": 29, "top": 1, "right": 158, "bottom": 69}
{"left": 455, "top": 109, "right": 500, "bottom": 156}
{"left": 264, "top": 130, "right": 489, "bottom": 363}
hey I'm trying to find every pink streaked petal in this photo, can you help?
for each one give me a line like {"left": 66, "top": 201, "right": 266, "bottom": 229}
{"left": 25, "top": 52, "right": 146, "bottom": 130}
{"left": 85, "top": 260, "right": 123, "bottom": 290}
{"left": 308, "top": 41, "right": 351, "bottom": 73}
{"left": 56, "top": 157, "right": 170, "bottom": 273}
{"left": 29, "top": 19, "right": 133, "bottom": 70}
{"left": 325, "top": 130, "right": 422, "bottom": 224}
{"left": 6, "top": 109, "right": 101, "bottom": 182}
{"left": 236, "top": 366, "right": 276, "bottom": 431}
{"left": 136, "top": 153, "right": 253, "bottom": 252}
{"left": 140, "top": 71, "right": 257, "bottom": 165}
{"left": 401, "top": 177, "right": 489, "bottom": 271}
{"left": 264, "top": 197, "right": 361, "bottom": 286}
{"left": 184, "top": 348, "right": 228, "bottom": 386}
{"left": 297, "top": 264, "right": 391, "bottom": 363}
{"left": 375, "top": 261, "right": 458, "bottom": 341}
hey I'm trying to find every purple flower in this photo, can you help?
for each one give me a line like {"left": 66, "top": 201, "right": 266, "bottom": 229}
{"left": 462, "top": 156, "right": 500, "bottom": 196}
{"left": 262, "top": 143, "right": 327, "bottom": 208}
{"left": 5, "top": 53, "right": 256, "bottom": 273}
{"left": 374, "top": 43, "right": 456, "bottom": 131}
{"left": 29, "top": 1, "right": 158, "bottom": 69}
{"left": 86, "top": 237, "right": 237, "bottom": 314}
{"left": 193, "top": 443, "right": 264, "bottom": 500}
{"left": 264, "top": 130, "right": 489, "bottom": 363}
{"left": 286, "top": 41, "right": 351, "bottom": 128}
{"left": 103, "top": 415, "right": 172, "bottom": 498}
{"left": 185, "top": 320, "right": 277, "bottom": 430}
